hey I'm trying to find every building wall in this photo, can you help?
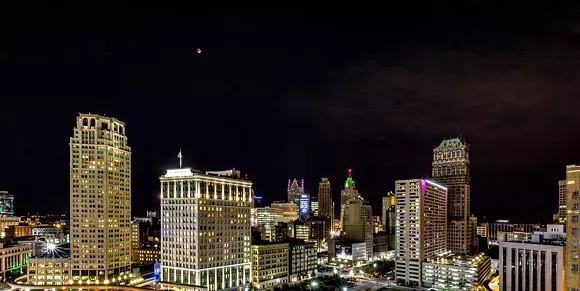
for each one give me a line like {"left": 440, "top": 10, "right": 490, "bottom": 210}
{"left": 432, "top": 138, "right": 472, "bottom": 254}
{"left": 131, "top": 248, "right": 160, "bottom": 265}
{"left": 342, "top": 200, "right": 373, "bottom": 260}
{"left": 318, "top": 178, "right": 333, "bottom": 237}
{"left": 28, "top": 257, "right": 71, "bottom": 286}
{"left": 270, "top": 203, "right": 298, "bottom": 223}
{"left": 289, "top": 242, "right": 316, "bottom": 282}
{"left": 69, "top": 113, "right": 131, "bottom": 281}
{"left": 251, "top": 243, "right": 288, "bottom": 290}
{"left": 559, "top": 180, "right": 567, "bottom": 225}
{"left": 422, "top": 255, "right": 491, "bottom": 290}
{"left": 500, "top": 241, "right": 565, "bottom": 291}
{"left": 567, "top": 164, "right": 580, "bottom": 291}
{"left": 160, "top": 169, "right": 252, "bottom": 291}
{"left": 395, "top": 179, "right": 447, "bottom": 286}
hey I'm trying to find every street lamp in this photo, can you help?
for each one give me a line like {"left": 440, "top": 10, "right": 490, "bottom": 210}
{"left": 373, "top": 263, "right": 377, "bottom": 268}
{"left": 311, "top": 281, "right": 318, "bottom": 288}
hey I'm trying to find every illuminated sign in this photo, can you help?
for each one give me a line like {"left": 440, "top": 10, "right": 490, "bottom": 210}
{"left": 164, "top": 169, "right": 194, "bottom": 178}
{"left": 154, "top": 263, "right": 161, "bottom": 281}
{"left": 424, "top": 179, "right": 447, "bottom": 190}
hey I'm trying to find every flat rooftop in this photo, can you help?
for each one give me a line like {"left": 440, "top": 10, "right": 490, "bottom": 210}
{"left": 425, "top": 252, "right": 489, "bottom": 268}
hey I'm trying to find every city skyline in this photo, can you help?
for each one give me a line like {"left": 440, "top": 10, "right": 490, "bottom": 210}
{"left": 4, "top": 12, "right": 580, "bottom": 224}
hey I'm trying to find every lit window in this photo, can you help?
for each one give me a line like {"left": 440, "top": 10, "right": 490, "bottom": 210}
{"left": 575, "top": 216, "right": 579, "bottom": 223}
{"left": 574, "top": 252, "right": 579, "bottom": 259}
{"left": 574, "top": 264, "right": 579, "bottom": 272}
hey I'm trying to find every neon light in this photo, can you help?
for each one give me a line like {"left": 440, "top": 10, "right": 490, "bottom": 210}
{"left": 425, "top": 179, "right": 447, "bottom": 190}
{"left": 164, "top": 168, "right": 194, "bottom": 177}
{"left": 421, "top": 179, "right": 427, "bottom": 192}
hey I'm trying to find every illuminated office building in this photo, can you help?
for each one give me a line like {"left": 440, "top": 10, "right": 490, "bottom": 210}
{"left": 395, "top": 179, "right": 447, "bottom": 287}
{"left": 432, "top": 137, "right": 472, "bottom": 254}
{"left": 299, "top": 193, "right": 310, "bottom": 220}
{"left": 287, "top": 179, "right": 304, "bottom": 205}
{"left": 271, "top": 202, "right": 298, "bottom": 222}
{"left": 566, "top": 164, "right": 580, "bottom": 291}
{"left": 70, "top": 113, "right": 131, "bottom": 283}
{"left": 342, "top": 198, "right": 373, "bottom": 260}
{"left": 382, "top": 192, "right": 395, "bottom": 234}
{"left": 0, "top": 191, "right": 14, "bottom": 217}
{"left": 558, "top": 180, "right": 567, "bottom": 225}
{"left": 310, "top": 196, "right": 318, "bottom": 217}
{"left": 160, "top": 167, "right": 252, "bottom": 291}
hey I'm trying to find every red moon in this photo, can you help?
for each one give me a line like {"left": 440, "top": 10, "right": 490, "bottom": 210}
{"left": 196, "top": 48, "right": 201, "bottom": 54}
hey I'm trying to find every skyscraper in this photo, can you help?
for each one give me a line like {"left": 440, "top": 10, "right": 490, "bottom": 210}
{"left": 299, "top": 193, "right": 310, "bottom": 219}
{"left": 287, "top": 178, "right": 304, "bottom": 205}
{"left": 310, "top": 196, "right": 319, "bottom": 217}
{"left": 342, "top": 198, "right": 373, "bottom": 260}
{"left": 160, "top": 167, "right": 252, "bottom": 290}
{"left": 395, "top": 179, "right": 447, "bottom": 287}
{"left": 381, "top": 192, "right": 395, "bottom": 234}
{"left": 318, "top": 178, "right": 333, "bottom": 236}
{"left": 432, "top": 137, "right": 471, "bottom": 254}
{"left": 70, "top": 113, "right": 131, "bottom": 282}
{"left": 0, "top": 191, "right": 14, "bottom": 217}
{"left": 340, "top": 169, "right": 360, "bottom": 230}
{"left": 566, "top": 165, "right": 580, "bottom": 291}
{"left": 558, "top": 180, "right": 567, "bottom": 225}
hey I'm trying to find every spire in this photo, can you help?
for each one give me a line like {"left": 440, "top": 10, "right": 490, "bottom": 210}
{"left": 345, "top": 168, "right": 355, "bottom": 189}
{"left": 177, "top": 150, "right": 183, "bottom": 168}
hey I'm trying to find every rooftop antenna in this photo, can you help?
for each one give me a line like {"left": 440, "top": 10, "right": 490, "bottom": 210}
{"left": 177, "top": 150, "right": 183, "bottom": 169}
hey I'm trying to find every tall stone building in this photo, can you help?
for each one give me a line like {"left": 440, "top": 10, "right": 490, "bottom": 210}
{"left": 70, "top": 113, "right": 132, "bottom": 282}
{"left": 340, "top": 169, "right": 360, "bottom": 230}
{"left": 318, "top": 178, "right": 333, "bottom": 236}
{"left": 160, "top": 167, "right": 252, "bottom": 290}
{"left": 342, "top": 198, "right": 373, "bottom": 260}
{"left": 381, "top": 192, "right": 395, "bottom": 234}
{"left": 558, "top": 180, "right": 567, "bottom": 225}
{"left": 566, "top": 165, "right": 580, "bottom": 291}
{"left": 287, "top": 178, "right": 304, "bottom": 205}
{"left": 432, "top": 137, "right": 472, "bottom": 254}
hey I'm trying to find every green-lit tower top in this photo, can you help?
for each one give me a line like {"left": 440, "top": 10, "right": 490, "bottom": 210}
{"left": 345, "top": 168, "right": 355, "bottom": 190}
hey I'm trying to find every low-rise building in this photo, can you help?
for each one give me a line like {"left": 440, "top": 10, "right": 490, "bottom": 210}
{"left": 5, "top": 225, "right": 33, "bottom": 238}
{"left": 131, "top": 248, "right": 160, "bottom": 265}
{"left": 27, "top": 257, "right": 71, "bottom": 286}
{"left": 288, "top": 240, "right": 316, "bottom": 282}
{"left": 0, "top": 217, "right": 22, "bottom": 238}
{"left": 251, "top": 241, "right": 289, "bottom": 290}
{"left": 422, "top": 253, "right": 491, "bottom": 290}
{"left": 499, "top": 239, "right": 565, "bottom": 291}
{"left": 0, "top": 243, "right": 32, "bottom": 281}
{"left": 373, "top": 231, "right": 389, "bottom": 259}
{"left": 329, "top": 238, "right": 366, "bottom": 267}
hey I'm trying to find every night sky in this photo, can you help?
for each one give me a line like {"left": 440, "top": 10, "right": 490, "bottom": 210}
{"left": 2, "top": 7, "right": 580, "bottom": 223}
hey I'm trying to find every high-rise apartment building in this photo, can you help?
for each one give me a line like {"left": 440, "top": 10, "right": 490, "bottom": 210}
{"left": 318, "top": 178, "right": 333, "bottom": 236}
{"left": 342, "top": 198, "right": 373, "bottom": 260}
{"left": 287, "top": 179, "right": 304, "bottom": 205}
{"left": 340, "top": 169, "right": 360, "bottom": 230}
{"left": 559, "top": 180, "right": 567, "bottom": 225}
{"left": 432, "top": 137, "right": 472, "bottom": 254}
{"left": 566, "top": 164, "right": 580, "bottom": 291}
{"left": 0, "top": 191, "right": 14, "bottom": 217}
{"left": 395, "top": 179, "right": 447, "bottom": 287}
{"left": 70, "top": 113, "right": 131, "bottom": 282}
{"left": 382, "top": 192, "right": 395, "bottom": 234}
{"left": 160, "top": 167, "right": 252, "bottom": 290}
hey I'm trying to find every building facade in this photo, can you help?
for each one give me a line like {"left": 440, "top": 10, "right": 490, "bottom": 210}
{"left": 0, "top": 191, "right": 14, "bottom": 217}
{"left": 432, "top": 137, "right": 472, "bottom": 254}
{"left": 381, "top": 192, "right": 395, "bottom": 234}
{"left": 423, "top": 254, "right": 491, "bottom": 290}
{"left": 566, "top": 164, "right": 580, "bottom": 291}
{"left": 251, "top": 242, "right": 289, "bottom": 290}
{"left": 270, "top": 202, "right": 298, "bottom": 223}
{"left": 340, "top": 169, "right": 359, "bottom": 231}
{"left": 131, "top": 248, "right": 160, "bottom": 265}
{"left": 309, "top": 196, "right": 318, "bottom": 217}
{"left": 27, "top": 257, "right": 71, "bottom": 286}
{"left": 160, "top": 168, "right": 252, "bottom": 291}
{"left": 500, "top": 241, "right": 565, "bottom": 291}
{"left": 69, "top": 113, "right": 132, "bottom": 283}
{"left": 288, "top": 240, "right": 316, "bottom": 282}
{"left": 395, "top": 179, "right": 447, "bottom": 286}
{"left": 287, "top": 179, "right": 304, "bottom": 205}
{"left": 318, "top": 178, "right": 333, "bottom": 238}
{"left": 341, "top": 198, "right": 373, "bottom": 260}
{"left": 299, "top": 193, "right": 310, "bottom": 220}
{"left": 559, "top": 180, "right": 567, "bottom": 225}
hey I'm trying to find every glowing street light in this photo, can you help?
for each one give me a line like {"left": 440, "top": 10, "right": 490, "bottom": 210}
{"left": 311, "top": 281, "right": 318, "bottom": 288}
{"left": 343, "top": 287, "right": 348, "bottom": 291}
{"left": 47, "top": 243, "right": 56, "bottom": 251}
{"left": 373, "top": 263, "right": 377, "bottom": 268}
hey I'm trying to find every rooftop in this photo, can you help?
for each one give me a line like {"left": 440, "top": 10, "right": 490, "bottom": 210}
{"left": 436, "top": 137, "right": 466, "bottom": 148}
{"left": 425, "top": 252, "right": 489, "bottom": 268}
